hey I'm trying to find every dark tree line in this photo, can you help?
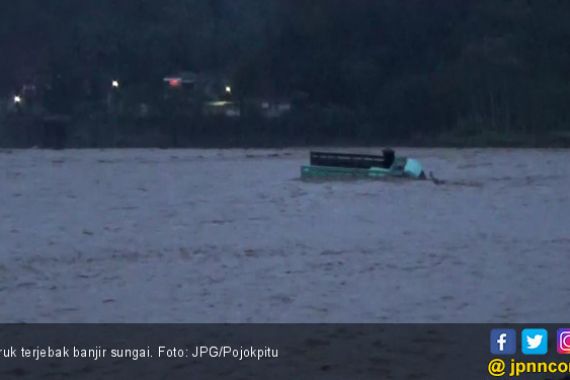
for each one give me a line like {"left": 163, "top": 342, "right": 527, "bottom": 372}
{"left": 1, "top": 1, "right": 570, "bottom": 147}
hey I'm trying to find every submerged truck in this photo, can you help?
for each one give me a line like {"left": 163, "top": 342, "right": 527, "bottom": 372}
{"left": 301, "top": 148, "right": 425, "bottom": 180}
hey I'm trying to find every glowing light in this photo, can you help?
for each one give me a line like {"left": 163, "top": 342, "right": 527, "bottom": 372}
{"left": 208, "top": 101, "right": 231, "bottom": 107}
{"left": 13, "top": 96, "right": 22, "bottom": 104}
{"left": 112, "top": 80, "right": 120, "bottom": 88}
{"left": 168, "top": 78, "right": 182, "bottom": 87}
{"left": 225, "top": 86, "right": 232, "bottom": 94}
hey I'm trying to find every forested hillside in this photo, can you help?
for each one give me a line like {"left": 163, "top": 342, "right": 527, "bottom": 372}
{"left": 1, "top": 1, "right": 570, "bottom": 147}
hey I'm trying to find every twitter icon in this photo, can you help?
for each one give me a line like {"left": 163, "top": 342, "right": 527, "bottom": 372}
{"left": 522, "top": 329, "right": 548, "bottom": 355}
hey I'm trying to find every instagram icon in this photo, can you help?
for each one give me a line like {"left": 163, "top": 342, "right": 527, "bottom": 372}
{"left": 557, "top": 329, "right": 570, "bottom": 354}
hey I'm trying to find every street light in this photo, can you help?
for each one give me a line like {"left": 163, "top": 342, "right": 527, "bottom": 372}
{"left": 13, "top": 95, "right": 22, "bottom": 104}
{"left": 225, "top": 85, "right": 232, "bottom": 94}
{"left": 112, "top": 80, "right": 120, "bottom": 88}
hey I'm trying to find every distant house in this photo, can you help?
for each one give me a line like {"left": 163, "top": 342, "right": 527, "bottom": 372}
{"left": 162, "top": 71, "right": 231, "bottom": 99}
{"left": 163, "top": 71, "right": 198, "bottom": 90}
{"left": 161, "top": 71, "right": 294, "bottom": 119}
{"left": 163, "top": 71, "right": 237, "bottom": 117}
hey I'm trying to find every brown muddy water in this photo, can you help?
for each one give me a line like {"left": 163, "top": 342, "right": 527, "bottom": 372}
{"left": 0, "top": 148, "right": 568, "bottom": 322}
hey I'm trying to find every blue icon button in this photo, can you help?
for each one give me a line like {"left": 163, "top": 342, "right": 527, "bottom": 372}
{"left": 491, "top": 329, "right": 516, "bottom": 355}
{"left": 522, "top": 329, "right": 548, "bottom": 355}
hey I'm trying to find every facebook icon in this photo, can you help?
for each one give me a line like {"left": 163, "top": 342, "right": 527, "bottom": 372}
{"left": 491, "top": 329, "right": 517, "bottom": 355}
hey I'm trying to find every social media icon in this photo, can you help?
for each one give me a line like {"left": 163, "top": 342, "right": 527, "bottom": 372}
{"left": 557, "top": 329, "right": 570, "bottom": 354}
{"left": 522, "top": 329, "right": 548, "bottom": 355}
{"left": 491, "top": 329, "right": 516, "bottom": 355}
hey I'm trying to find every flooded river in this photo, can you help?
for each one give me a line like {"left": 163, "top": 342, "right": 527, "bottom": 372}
{"left": 0, "top": 148, "right": 568, "bottom": 322}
